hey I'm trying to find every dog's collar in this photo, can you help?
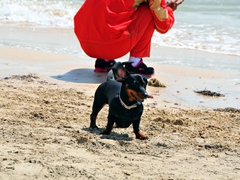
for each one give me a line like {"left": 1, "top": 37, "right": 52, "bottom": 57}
{"left": 119, "top": 95, "right": 138, "bottom": 110}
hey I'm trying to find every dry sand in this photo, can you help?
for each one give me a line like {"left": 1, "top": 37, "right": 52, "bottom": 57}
{"left": 0, "top": 74, "right": 240, "bottom": 180}
{"left": 0, "top": 47, "right": 240, "bottom": 179}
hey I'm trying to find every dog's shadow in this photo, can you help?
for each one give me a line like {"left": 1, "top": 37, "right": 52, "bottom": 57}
{"left": 82, "top": 127, "right": 133, "bottom": 141}
{"left": 51, "top": 68, "right": 107, "bottom": 84}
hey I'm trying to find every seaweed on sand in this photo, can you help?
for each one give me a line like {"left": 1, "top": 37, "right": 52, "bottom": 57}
{"left": 194, "top": 89, "right": 225, "bottom": 97}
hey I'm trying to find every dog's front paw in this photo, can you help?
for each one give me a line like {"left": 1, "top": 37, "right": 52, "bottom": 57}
{"left": 135, "top": 132, "right": 148, "bottom": 140}
{"left": 100, "top": 128, "right": 111, "bottom": 135}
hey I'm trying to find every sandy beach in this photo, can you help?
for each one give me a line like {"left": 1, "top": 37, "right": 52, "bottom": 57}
{"left": 0, "top": 44, "right": 240, "bottom": 180}
{"left": 1, "top": 0, "right": 240, "bottom": 178}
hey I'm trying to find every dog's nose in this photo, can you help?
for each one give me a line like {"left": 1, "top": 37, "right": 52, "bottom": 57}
{"left": 143, "top": 92, "right": 148, "bottom": 98}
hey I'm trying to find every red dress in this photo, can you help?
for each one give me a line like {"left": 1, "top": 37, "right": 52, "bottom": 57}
{"left": 74, "top": 0, "right": 174, "bottom": 59}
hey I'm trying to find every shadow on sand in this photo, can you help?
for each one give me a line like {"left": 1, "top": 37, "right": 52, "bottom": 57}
{"left": 51, "top": 68, "right": 108, "bottom": 84}
{"left": 51, "top": 68, "right": 152, "bottom": 84}
{"left": 81, "top": 127, "right": 133, "bottom": 141}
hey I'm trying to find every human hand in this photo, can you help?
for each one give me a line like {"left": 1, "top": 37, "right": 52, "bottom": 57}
{"left": 166, "top": 0, "right": 184, "bottom": 11}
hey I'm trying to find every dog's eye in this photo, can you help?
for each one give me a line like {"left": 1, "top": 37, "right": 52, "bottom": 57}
{"left": 134, "top": 81, "right": 140, "bottom": 87}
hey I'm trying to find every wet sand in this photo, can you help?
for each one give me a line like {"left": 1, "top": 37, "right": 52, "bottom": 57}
{"left": 1, "top": 46, "right": 239, "bottom": 109}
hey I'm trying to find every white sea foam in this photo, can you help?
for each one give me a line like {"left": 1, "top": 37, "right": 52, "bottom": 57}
{"left": 0, "top": 0, "right": 80, "bottom": 28}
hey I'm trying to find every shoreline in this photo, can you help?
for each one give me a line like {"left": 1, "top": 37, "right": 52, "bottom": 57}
{"left": 1, "top": 46, "right": 239, "bottom": 109}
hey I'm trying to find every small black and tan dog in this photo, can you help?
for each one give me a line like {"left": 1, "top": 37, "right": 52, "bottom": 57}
{"left": 90, "top": 62, "right": 152, "bottom": 140}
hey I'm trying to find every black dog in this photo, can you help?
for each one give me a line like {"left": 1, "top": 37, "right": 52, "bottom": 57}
{"left": 90, "top": 62, "right": 152, "bottom": 140}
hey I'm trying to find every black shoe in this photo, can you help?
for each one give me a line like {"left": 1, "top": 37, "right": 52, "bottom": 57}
{"left": 94, "top": 58, "right": 116, "bottom": 72}
{"left": 125, "top": 59, "right": 154, "bottom": 76}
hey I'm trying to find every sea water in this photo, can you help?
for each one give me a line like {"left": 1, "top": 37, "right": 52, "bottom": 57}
{"left": 0, "top": 0, "right": 239, "bottom": 70}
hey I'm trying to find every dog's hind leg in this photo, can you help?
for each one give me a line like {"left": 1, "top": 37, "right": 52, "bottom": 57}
{"left": 90, "top": 102, "right": 106, "bottom": 129}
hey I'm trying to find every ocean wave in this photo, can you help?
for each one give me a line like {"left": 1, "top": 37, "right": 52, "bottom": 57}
{"left": 152, "top": 23, "right": 240, "bottom": 56}
{"left": 0, "top": 0, "right": 81, "bottom": 28}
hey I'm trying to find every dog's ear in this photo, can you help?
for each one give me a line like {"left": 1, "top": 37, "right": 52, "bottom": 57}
{"left": 112, "top": 61, "right": 131, "bottom": 82}
{"left": 121, "top": 61, "right": 132, "bottom": 78}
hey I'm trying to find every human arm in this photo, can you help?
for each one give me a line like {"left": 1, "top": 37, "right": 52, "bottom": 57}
{"left": 149, "top": 0, "right": 184, "bottom": 34}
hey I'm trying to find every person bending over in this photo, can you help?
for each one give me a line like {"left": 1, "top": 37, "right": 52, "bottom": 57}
{"left": 74, "top": 0, "right": 184, "bottom": 75}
